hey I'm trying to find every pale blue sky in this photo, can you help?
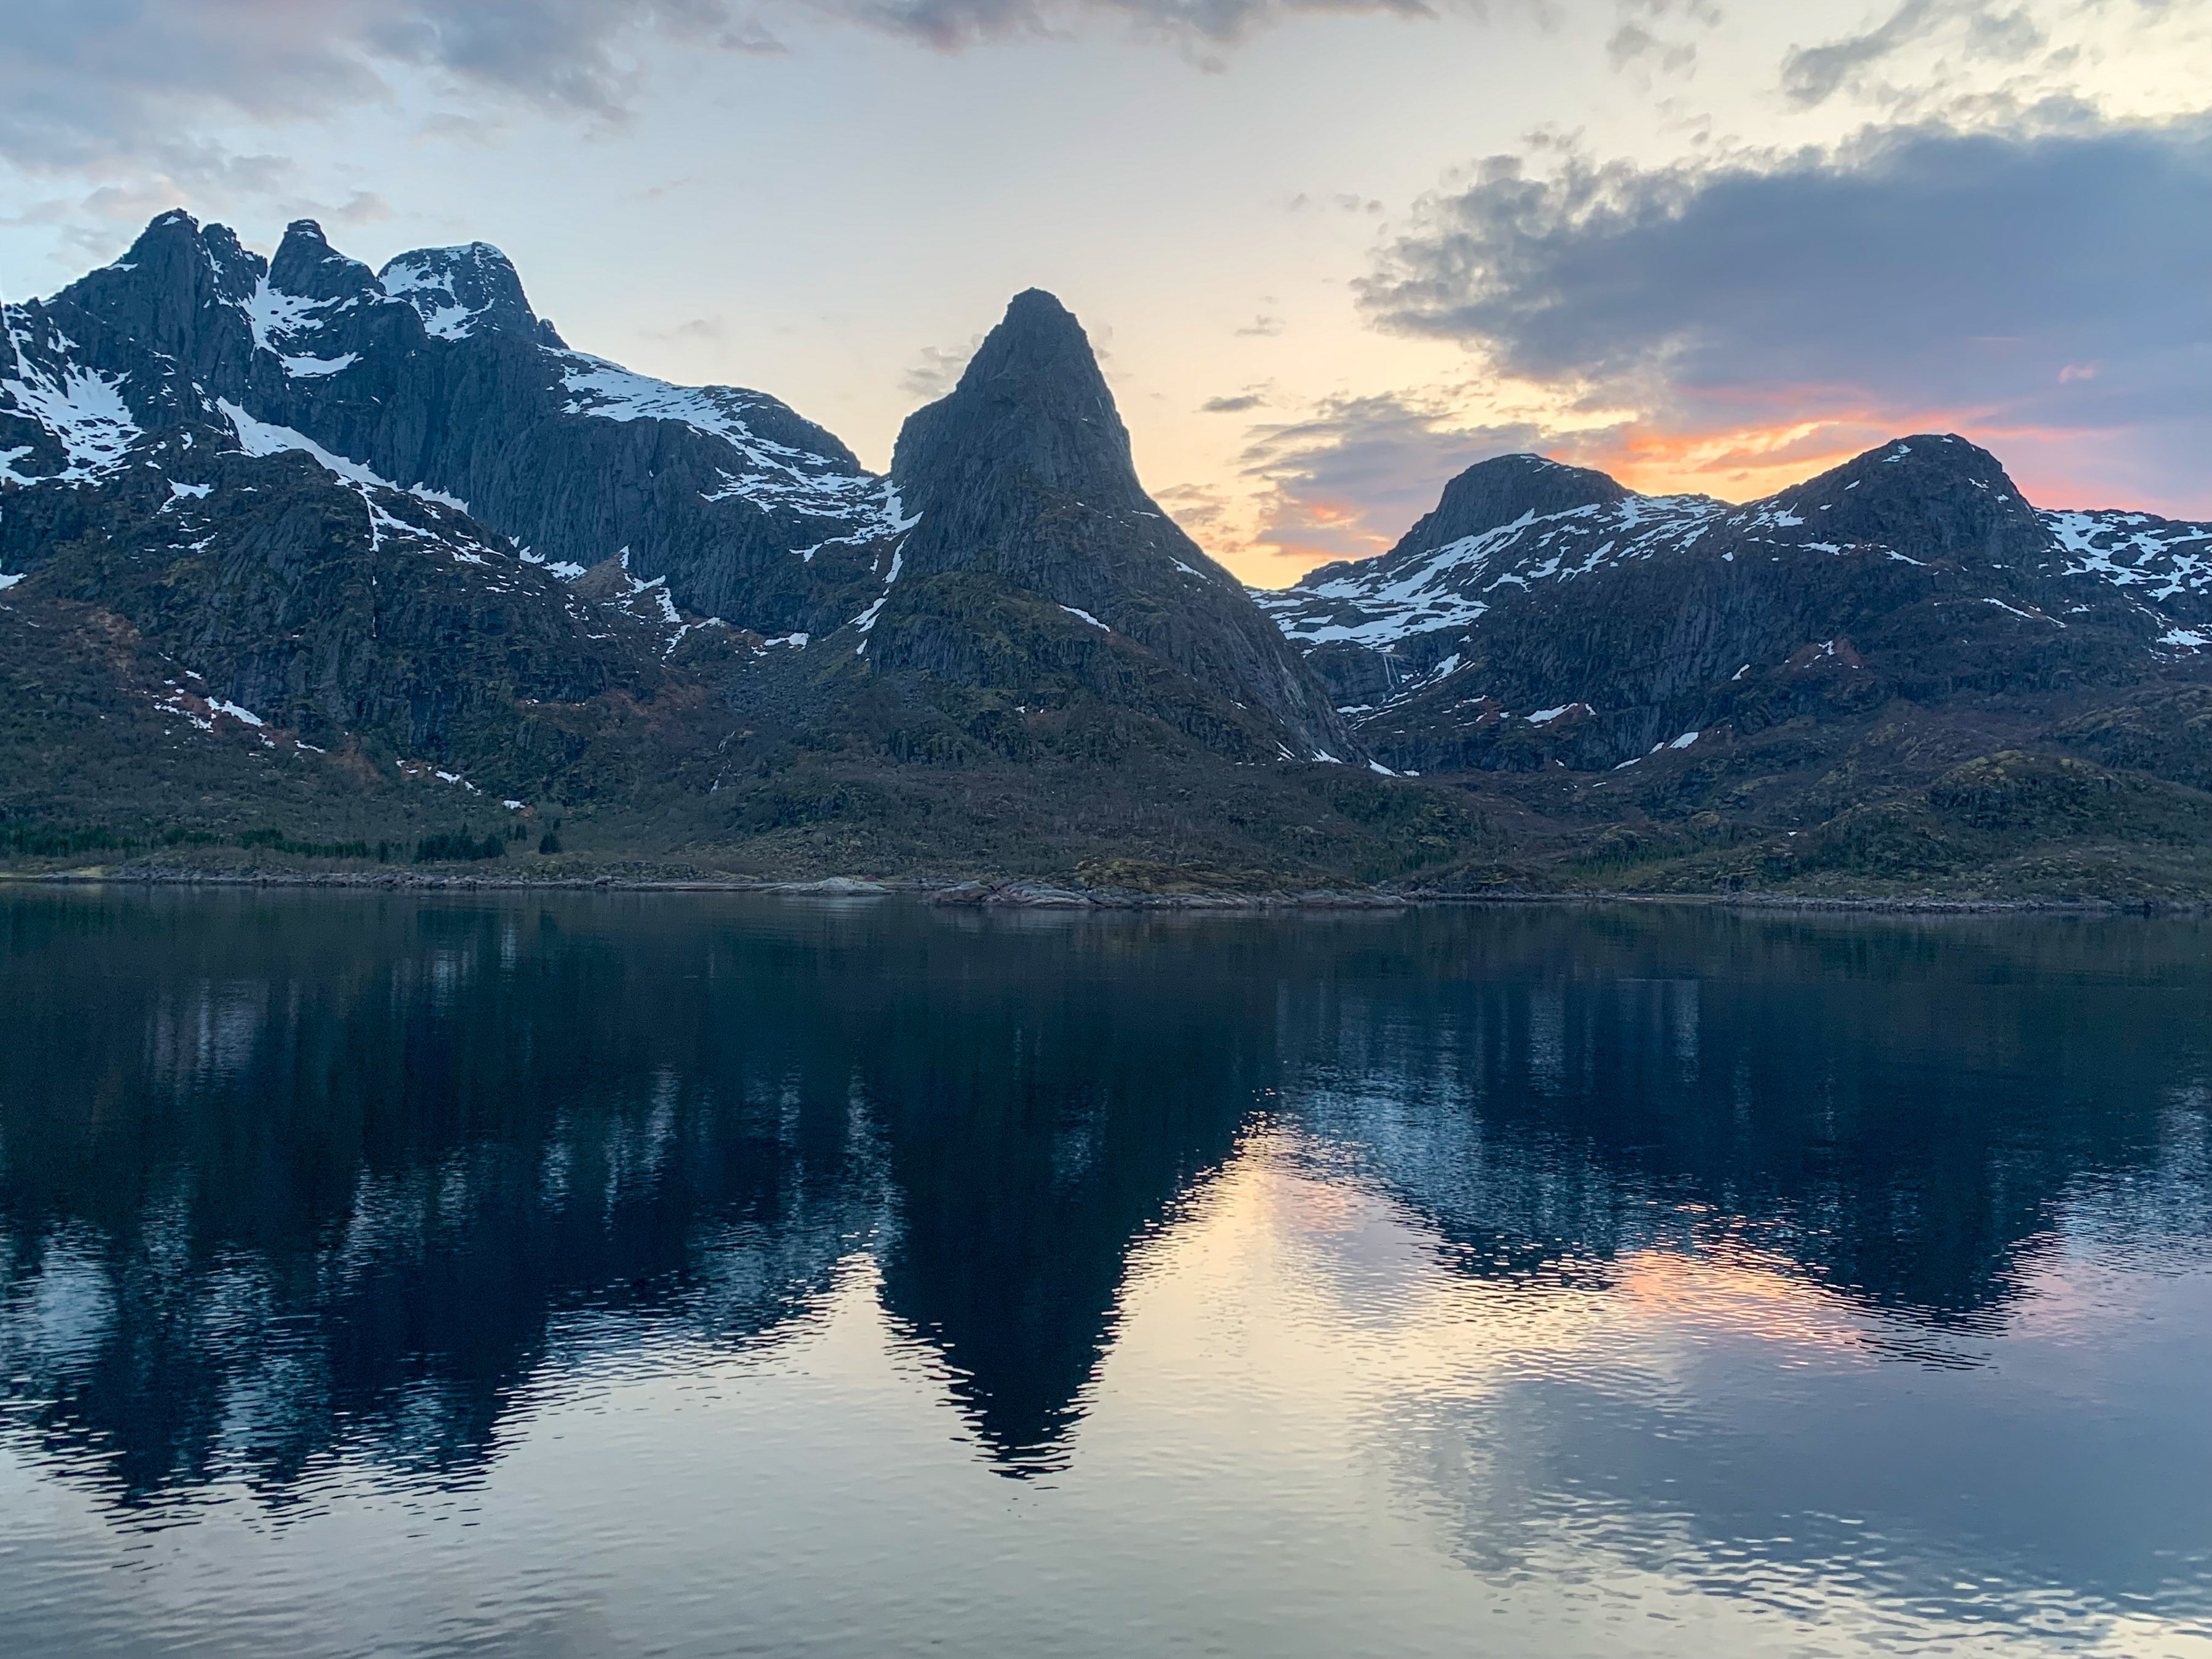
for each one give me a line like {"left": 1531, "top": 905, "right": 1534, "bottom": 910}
{"left": 4, "top": 1, "right": 2206, "bottom": 578}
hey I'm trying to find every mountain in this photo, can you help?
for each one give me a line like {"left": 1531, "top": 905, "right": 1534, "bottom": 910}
{"left": 0, "top": 212, "right": 771, "bottom": 834}
{"left": 2, "top": 211, "right": 905, "bottom": 629}
{"left": 0, "top": 212, "right": 1435, "bottom": 888}
{"left": 1260, "top": 437, "right": 2210, "bottom": 772}
{"left": 6, "top": 208, "right": 2212, "bottom": 898}
{"left": 1257, "top": 437, "right": 2212, "bottom": 893}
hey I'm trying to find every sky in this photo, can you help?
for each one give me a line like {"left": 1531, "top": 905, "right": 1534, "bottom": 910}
{"left": 2, "top": 1, "right": 2208, "bottom": 584}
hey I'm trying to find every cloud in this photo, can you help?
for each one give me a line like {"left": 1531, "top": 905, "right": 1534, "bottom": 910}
{"left": 901, "top": 337, "right": 984, "bottom": 399}
{"left": 1237, "top": 391, "right": 1556, "bottom": 565}
{"left": 0, "top": 2, "right": 611, "bottom": 173}
{"left": 1235, "top": 315, "right": 1286, "bottom": 336}
{"left": 1201, "top": 393, "right": 1268, "bottom": 412}
{"left": 646, "top": 315, "right": 731, "bottom": 343}
{"left": 1604, "top": 0, "right": 1721, "bottom": 78}
{"left": 1287, "top": 192, "right": 1386, "bottom": 214}
{"left": 1152, "top": 480, "right": 1236, "bottom": 536}
{"left": 332, "top": 190, "right": 398, "bottom": 225}
{"left": 4, "top": 169, "right": 394, "bottom": 264}
{"left": 1356, "top": 114, "right": 2212, "bottom": 513}
{"left": 1781, "top": 0, "right": 2047, "bottom": 108}
{"left": 842, "top": 0, "right": 1443, "bottom": 52}
{"left": 0, "top": 0, "right": 1463, "bottom": 176}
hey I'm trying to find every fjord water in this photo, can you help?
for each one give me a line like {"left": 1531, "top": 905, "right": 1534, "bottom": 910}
{"left": 2, "top": 893, "right": 2208, "bottom": 1658}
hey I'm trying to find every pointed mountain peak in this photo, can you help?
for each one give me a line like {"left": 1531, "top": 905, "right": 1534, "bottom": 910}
{"left": 880, "top": 290, "right": 1357, "bottom": 758}
{"left": 954, "top": 288, "right": 1101, "bottom": 389}
{"left": 892, "top": 288, "right": 1134, "bottom": 508}
{"left": 270, "top": 219, "right": 379, "bottom": 305}
{"left": 198, "top": 223, "right": 264, "bottom": 296}
{"left": 378, "top": 242, "right": 539, "bottom": 341}
{"left": 1386, "top": 452, "right": 1630, "bottom": 567}
{"left": 1776, "top": 433, "right": 2044, "bottom": 562}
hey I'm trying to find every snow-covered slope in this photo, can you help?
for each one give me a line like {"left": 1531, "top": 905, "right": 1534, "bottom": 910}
{"left": 1260, "top": 491, "right": 1730, "bottom": 652}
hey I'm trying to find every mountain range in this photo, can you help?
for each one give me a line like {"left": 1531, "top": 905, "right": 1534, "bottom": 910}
{"left": 4, "top": 211, "right": 2210, "bottom": 898}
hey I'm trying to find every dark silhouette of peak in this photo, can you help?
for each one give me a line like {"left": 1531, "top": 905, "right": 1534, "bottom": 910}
{"left": 104, "top": 209, "right": 261, "bottom": 301}
{"left": 124, "top": 208, "right": 202, "bottom": 259}
{"left": 1778, "top": 433, "right": 2046, "bottom": 565}
{"left": 1393, "top": 453, "right": 1631, "bottom": 563}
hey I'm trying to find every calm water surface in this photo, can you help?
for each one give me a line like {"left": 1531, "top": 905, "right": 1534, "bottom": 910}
{"left": 2, "top": 890, "right": 2209, "bottom": 1658}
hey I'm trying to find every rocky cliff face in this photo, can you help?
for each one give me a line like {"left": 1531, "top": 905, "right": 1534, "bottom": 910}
{"left": 1258, "top": 437, "right": 2212, "bottom": 775}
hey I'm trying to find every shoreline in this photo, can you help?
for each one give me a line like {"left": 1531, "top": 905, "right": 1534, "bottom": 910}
{"left": 2, "top": 865, "right": 2196, "bottom": 916}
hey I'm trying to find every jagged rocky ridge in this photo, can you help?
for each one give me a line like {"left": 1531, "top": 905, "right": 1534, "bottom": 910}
{"left": 1257, "top": 438, "right": 2212, "bottom": 775}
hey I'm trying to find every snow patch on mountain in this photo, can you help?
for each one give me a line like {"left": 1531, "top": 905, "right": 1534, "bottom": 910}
{"left": 380, "top": 245, "right": 515, "bottom": 341}
{"left": 240, "top": 280, "right": 347, "bottom": 353}
{"left": 278, "top": 351, "right": 358, "bottom": 378}
{"left": 1, "top": 356, "right": 142, "bottom": 481}
{"left": 1261, "top": 488, "right": 2212, "bottom": 666}
{"left": 215, "top": 402, "right": 490, "bottom": 525}
{"left": 2044, "top": 511, "right": 2212, "bottom": 604}
{"left": 560, "top": 355, "right": 895, "bottom": 517}
{"left": 559, "top": 356, "right": 795, "bottom": 445}
{"left": 1257, "top": 494, "right": 1724, "bottom": 648}
{"left": 219, "top": 400, "right": 394, "bottom": 488}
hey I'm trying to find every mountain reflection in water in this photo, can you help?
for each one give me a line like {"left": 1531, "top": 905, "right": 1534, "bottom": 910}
{"left": 1, "top": 892, "right": 2208, "bottom": 1658}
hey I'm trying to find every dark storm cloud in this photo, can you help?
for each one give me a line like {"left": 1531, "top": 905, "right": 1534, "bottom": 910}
{"left": 1356, "top": 116, "right": 2212, "bottom": 499}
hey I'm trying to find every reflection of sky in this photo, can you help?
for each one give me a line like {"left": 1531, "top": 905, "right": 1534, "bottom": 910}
{"left": 9, "top": 1124, "right": 2211, "bottom": 1659}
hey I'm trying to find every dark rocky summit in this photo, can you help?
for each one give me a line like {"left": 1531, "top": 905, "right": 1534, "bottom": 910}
{"left": 3, "top": 210, "right": 901, "bottom": 634}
